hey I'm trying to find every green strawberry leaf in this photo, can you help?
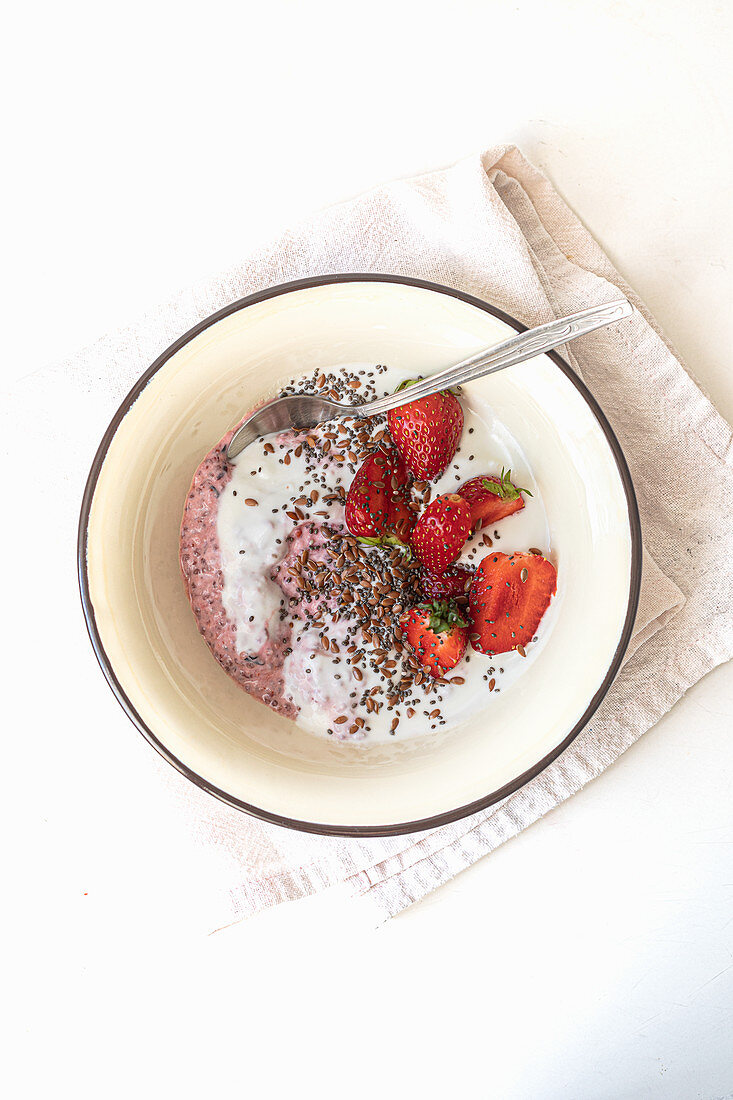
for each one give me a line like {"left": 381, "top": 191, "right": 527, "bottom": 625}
{"left": 394, "top": 378, "right": 461, "bottom": 399}
{"left": 481, "top": 467, "right": 532, "bottom": 500}
{"left": 358, "top": 535, "right": 412, "bottom": 559}
{"left": 418, "top": 599, "right": 468, "bottom": 634}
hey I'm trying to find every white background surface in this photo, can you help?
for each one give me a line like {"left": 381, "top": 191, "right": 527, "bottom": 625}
{"left": 3, "top": 2, "right": 732, "bottom": 1098}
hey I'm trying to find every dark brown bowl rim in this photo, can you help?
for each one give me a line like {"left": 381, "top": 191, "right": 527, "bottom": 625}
{"left": 78, "top": 273, "right": 642, "bottom": 837}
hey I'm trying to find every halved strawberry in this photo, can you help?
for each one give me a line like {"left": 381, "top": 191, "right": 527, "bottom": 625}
{"left": 399, "top": 600, "right": 468, "bottom": 677}
{"left": 411, "top": 493, "right": 472, "bottom": 573}
{"left": 344, "top": 453, "right": 389, "bottom": 539}
{"left": 387, "top": 381, "right": 463, "bottom": 480}
{"left": 458, "top": 468, "right": 531, "bottom": 530}
{"left": 420, "top": 564, "right": 474, "bottom": 600}
{"left": 345, "top": 448, "right": 415, "bottom": 544}
{"left": 468, "top": 550, "right": 557, "bottom": 656}
{"left": 385, "top": 451, "right": 417, "bottom": 543}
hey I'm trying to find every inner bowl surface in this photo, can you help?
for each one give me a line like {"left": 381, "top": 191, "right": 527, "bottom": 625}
{"left": 79, "top": 275, "right": 641, "bottom": 834}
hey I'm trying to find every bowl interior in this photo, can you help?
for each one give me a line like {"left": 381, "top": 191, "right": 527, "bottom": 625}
{"left": 83, "top": 279, "right": 636, "bottom": 832}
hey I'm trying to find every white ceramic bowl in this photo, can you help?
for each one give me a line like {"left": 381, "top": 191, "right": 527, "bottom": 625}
{"left": 79, "top": 275, "right": 641, "bottom": 835}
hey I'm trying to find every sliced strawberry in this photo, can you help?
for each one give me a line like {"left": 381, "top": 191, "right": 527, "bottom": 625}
{"left": 468, "top": 550, "right": 557, "bottom": 656}
{"left": 399, "top": 600, "right": 468, "bottom": 677}
{"left": 411, "top": 493, "right": 472, "bottom": 573}
{"left": 345, "top": 448, "right": 415, "bottom": 544}
{"left": 387, "top": 381, "right": 463, "bottom": 480}
{"left": 458, "top": 468, "right": 530, "bottom": 530}
{"left": 420, "top": 564, "right": 474, "bottom": 600}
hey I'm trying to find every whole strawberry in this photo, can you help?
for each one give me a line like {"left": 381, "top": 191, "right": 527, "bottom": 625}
{"left": 400, "top": 601, "right": 468, "bottom": 677}
{"left": 411, "top": 493, "right": 472, "bottom": 573}
{"left": 420, "top": 564, "right": 474, "bottom": 600}
{"left": 458, "top": 468, "right": 531, "bottom": 530}
{"left": 387, "top": 381, "right": 463, "bottom": 480}
{"left": 345, "top": 448, "right": 415, "bottom": 544}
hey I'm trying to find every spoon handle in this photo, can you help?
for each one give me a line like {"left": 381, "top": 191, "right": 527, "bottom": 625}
{"left": 360, "top": 298, "right": 633, "bottom": 417}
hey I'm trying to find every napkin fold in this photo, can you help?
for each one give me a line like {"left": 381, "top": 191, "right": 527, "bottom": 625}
{"left": 15, "top": 145, "right": 733, "bottom": 926}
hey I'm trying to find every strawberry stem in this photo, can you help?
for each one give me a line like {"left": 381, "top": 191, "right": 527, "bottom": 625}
{"left": 419, "top": 600, "right": 468, "bottom": 633}
{"left": 481, "top": 467, "right": 532, "bottom": 500}
{"left": 358, "top": 535, "right": 412, "bottom": 559}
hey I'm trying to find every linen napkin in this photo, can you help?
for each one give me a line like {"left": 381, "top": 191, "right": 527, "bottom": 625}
{"left": 11, "top": 145, "right": 733, "bottom": 926}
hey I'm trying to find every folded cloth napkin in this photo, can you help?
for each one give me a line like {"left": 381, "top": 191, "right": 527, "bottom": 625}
{"left": 11, "top": 145, "right": 733, "bottom": 926}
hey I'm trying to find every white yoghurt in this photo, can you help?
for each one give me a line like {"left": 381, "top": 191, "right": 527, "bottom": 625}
{"left": 217, "top": 364, "right": 555, "bottom": 744}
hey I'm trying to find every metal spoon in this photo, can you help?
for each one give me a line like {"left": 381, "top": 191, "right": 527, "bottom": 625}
{"left": 226, "top": 298, "right": 632, "bottom": 460}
